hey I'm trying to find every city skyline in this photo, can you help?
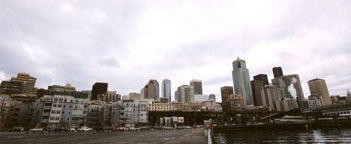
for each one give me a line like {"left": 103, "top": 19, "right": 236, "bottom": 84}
{"left": 0, "top": 1, "right": 350, "bottom": 102}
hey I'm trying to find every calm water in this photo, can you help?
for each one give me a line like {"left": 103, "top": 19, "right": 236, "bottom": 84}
{"left": 213, "top": 128, "right": 351, "bottom": 143}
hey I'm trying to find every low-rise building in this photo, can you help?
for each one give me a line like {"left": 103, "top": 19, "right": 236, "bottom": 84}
{"left": 40, "top": 95, "right": 89, "bottom": 130}
{"left": 307, "top": 94, "right": 322, "bottom": 108}
{"left": 6, "top": 98, "right": 40, "bottom": 130}
{"left": 120, "top": 99, "right": 148, "bottom": 127}
{"left": 225, "top": 94, "right": 244, "bottom": 112}
{"left": 149, "top": 103, "right": 176, "bottom": 112}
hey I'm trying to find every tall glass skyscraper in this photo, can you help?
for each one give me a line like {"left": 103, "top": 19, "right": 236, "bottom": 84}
{"left": 161, "top": 79, "right": 171, "bottom": 102}
{"left": 142, "top": 79, "right": 159, "bottom": 100}
{"left": 232, "top": 57, "right": 254, "bottom": 106}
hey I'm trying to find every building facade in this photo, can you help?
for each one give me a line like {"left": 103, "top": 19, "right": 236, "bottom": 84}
{"left": 272, "top": 67, "right": 284, "bottom": 78}
{"left": 142, "top": 80, "right": 159, "bottom": 100}
{"left": 120, "top": 100, "right": 148, "bottom": 127}
{"left": 260, "top": 85, "right": 280, "bottom": 111}
{"left": 190, "top": 79, "right": 203, "bottom": 95}
{"left": 97, "top": 93, "right": 121, "bottom": 103}
{"left": 175, "top": 85, "right": 192, "bottom": 103}
{"left": 308, "top": 78, "right": 332, "bottom": 106}
{"left": 220, "top": 86, "right": 233, "bottom": 112}
{"left": 10, "top": 72, "right": 37, "bottom": 95}
{"left": 209, "top": 94, "right": 216, "bottom": 102}
{"left": 161, "top": 79, "right": 171, "bottom": 102}
{"left": 40, "top": 95, "right": 89, "bottom": 130}
{"left": 91, "top": 82, "right": 108, "bottom": 100}
{"left": 232, "top": 57, "right": 253, "bottom": 106}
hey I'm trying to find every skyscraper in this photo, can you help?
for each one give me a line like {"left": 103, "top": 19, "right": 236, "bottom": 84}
{"left": 232, "top": 57, "right": 254, "bottom": 106}
{"left": 161, "top": 79, "right": 171, "bottom": 102}
{"left": 272, "top": 74, "right": 304, "bottom": 101}
{"left": 175, "top": 85, "right": 192, "bottom": 103}
{"left": 273, "top": 67, "right": 284, "bottom": 78}
{"left": 91, "top": 82, "right": 108, "bottom": 100}
{"left": 253, "top": 74, "right": 269, "bottom": 85}
{"left": 10, "top": 72, "right": 36, "bottom": 94}
{"left": 220, "top": 86, "right": 233, "bottom": 103}
{"left": 209, "top": 94, "right": 216, "bottom": 101}
{"left": 142, "top": 79, "right": 159, "bottom": 100}
{"left": 261, "top": 85, "right": 280, "bottom": 111}
{"left": 251, "top": 74, "right": 269, "bottom": 106}
{"left": 220, "top": 86, "right": 233, "bottom": 112}
{"left": 308, "top": 78, "right": 332, "bottom": 106}
{"left": 251, "top": 80, "right": 265, "bottom": 106}
{"left": 190, "top": 79, "right": 203, "bottom": 95}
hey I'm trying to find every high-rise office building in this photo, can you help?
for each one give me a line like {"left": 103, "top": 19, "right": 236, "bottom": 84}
{"left": 10, "top": 72, "right": 37, "bottom": 94}
{"left": 254, "top": 74, "right": 269, "bottom": 85}
{"left": 251, "top": 80, "right": 265, "bottom": 106}
{"left": 209, "top": 94, "right": 216, "bottom": 102}
{"left": 161, "top": 79, "right": 171, "bottom": 102}
{"left": 251, "top": 74, "right": 269, "bottom": 106}
{"left": 190, "top": 79, "right": 203, "bottom": 95}
{"left": 308, "top": 78, "right": 332, "bottom": 106}
{"left": 142, "top": 79, "right": 159, "bottom": 100}
{"left": 220, "top": 86, "right": 233, "bottom": 112}
{"left": 175, "top": 85, "right": 192, "bottom": 103}
{"left": 232, "top": 57, "right": 254, "bottom": 106}
{"left": 0, "top": 81, "right": 22, "bottom": 94}
{"left": 273, "top": 67, "right": 284, "bottom": 78}
{"left": 48, "top": 83, "right": 76, "bottom": 93}
{"left": 220, "top": 86, "right": 233, "bottom": 103}
{"left": 261, "top": 85, "right": 280, "bottom": 111}
{"left": 91, "top": 82, "right": 108, "bottom": 100}
{"left": 272, "top": 74, "right": 304, "bottom": 101}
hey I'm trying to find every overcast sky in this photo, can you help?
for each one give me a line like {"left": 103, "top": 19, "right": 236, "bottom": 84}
{"left": 0, "top": 0, "right": 350, "bottom": 102}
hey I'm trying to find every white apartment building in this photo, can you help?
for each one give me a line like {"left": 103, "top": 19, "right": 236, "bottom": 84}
{"left": 40, "top": 95, "right": 88, "bottom": 130}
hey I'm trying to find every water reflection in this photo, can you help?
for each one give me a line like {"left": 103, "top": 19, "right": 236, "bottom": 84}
{"left": 213, "top": 129, "right": 351, "bottom": 143}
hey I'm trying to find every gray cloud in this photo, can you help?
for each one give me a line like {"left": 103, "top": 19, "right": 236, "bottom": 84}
{"left": 0, "top": 0, "right": 350, "bottom": 102}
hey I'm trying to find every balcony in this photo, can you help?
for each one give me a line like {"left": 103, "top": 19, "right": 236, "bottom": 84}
{"left": 41, "top": 113, "right": 50, "bottom": 117}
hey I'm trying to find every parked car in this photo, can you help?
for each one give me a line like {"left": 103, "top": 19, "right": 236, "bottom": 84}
{"left": 153, "top": 126, "right": 162, "bottom": 130}
{"left": 69, "top": 128, "right": 77, "bottom": 132}
{"left": 112, "top": 127, "right": 125, "bottom": 131}
{"left": 195, "top": 125, "right": 203, "bottom": 128}
{"left": 129, "top": 127, "right": 141, "bottom": 131}
{"left": 140, "top": 126, "right": 150, "bottom": 131}
{"left": 79, "top": 126, "right": 93, "bottom": 132}
{"left": 13, "top": 126, "right": 24, "bottom": 132}
{"left": 184, "top": 126, "right": 192, "bottom": 129}
{"left": 29, "top": 128, "right": 43, "bottom": 133}
{"left": 161, "top": 126, "right": 174, "bottom": 130}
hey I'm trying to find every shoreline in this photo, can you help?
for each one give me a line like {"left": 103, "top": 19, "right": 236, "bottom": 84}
{"left": 213, "top": 121, "right": 351, "bottom": 132}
